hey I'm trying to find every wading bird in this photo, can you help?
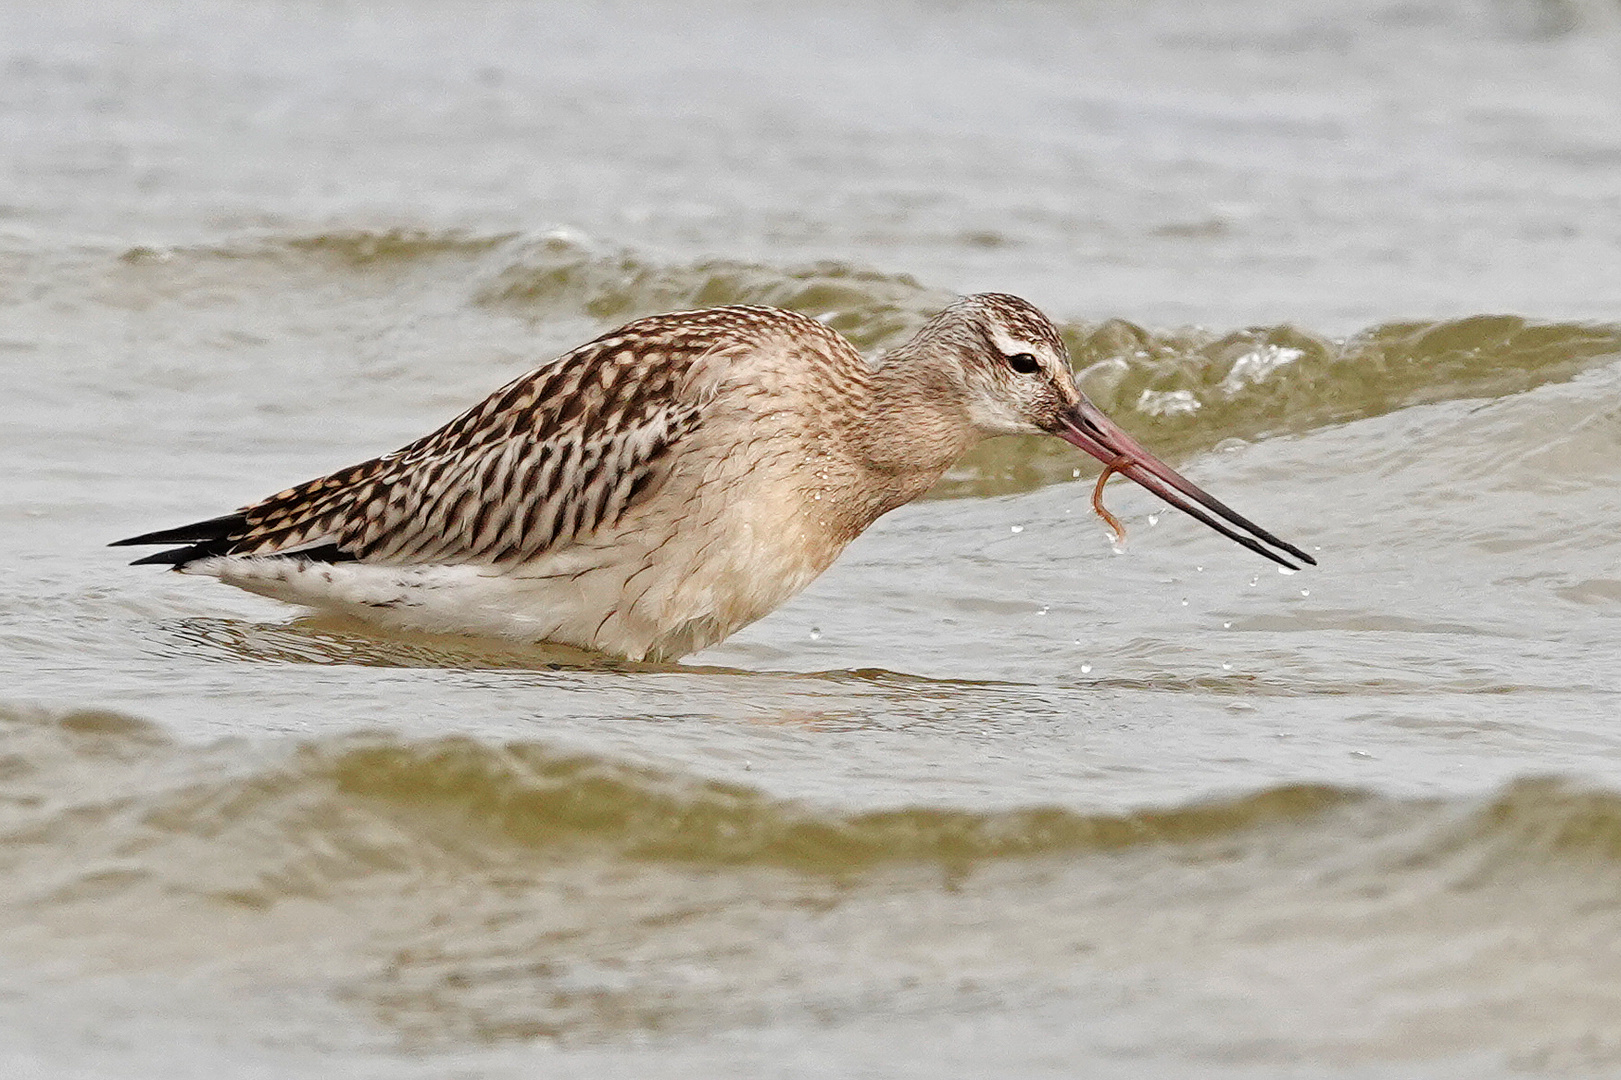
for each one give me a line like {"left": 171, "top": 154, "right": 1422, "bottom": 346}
{"left": 114, "top": 294, "right": 1313, "bottom": 660}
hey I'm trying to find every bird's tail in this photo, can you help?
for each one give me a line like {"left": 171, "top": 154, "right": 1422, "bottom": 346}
{"left": 109, "top": 512, "right": 248, "bottom": 566}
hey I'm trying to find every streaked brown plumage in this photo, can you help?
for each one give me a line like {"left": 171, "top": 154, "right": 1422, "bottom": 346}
{"left": 114, "top": 294, "right": 1313, "bottom": 660}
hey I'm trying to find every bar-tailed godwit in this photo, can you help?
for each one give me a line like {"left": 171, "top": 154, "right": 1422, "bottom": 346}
{"left": 114, "top": 294, "right": 1313, "bottom": 659}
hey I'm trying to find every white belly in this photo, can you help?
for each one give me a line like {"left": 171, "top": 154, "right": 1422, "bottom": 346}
{"left": 189, "top": 510, "right": 835, "bottom": 661}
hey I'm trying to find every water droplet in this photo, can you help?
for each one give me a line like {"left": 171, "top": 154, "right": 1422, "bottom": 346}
{"left": 1180, "top": 598, "right": 1189, "bottom": 606}
{"left": 1277, "top": 565, "right": 1297, "bottom": 576}
{"left": 1222, "top": 621, "right": 1232, "bottom": 629}
{"left": 1010, "top": 524, "right": 1024, "bottom": 534}
{"left": 1072, "top": 468, "right": 1082, "bottom": 479}
{"left": 1147, "top": 513, "right": 1160, "bottom": 526}
{"left": 1248, "top": 577, "right": 1259, "bottom": 587}
{"left": 1036, "top": 605, "right": 1050, "bottom": 616}
{"left": 1080, "top": 663, "right": 1092, "bottom": 674}
{"left": 1221, "top": 662, "right": 1232, "bottom": 671}
{"left": 808, "top": 627, "right": 822, "bottom": 641}
{"left": 1300, "top": 588, "right": 1310, "bottom": 597}
{"left": 1195, "top": 565, "right": 1204, "bottom": 573}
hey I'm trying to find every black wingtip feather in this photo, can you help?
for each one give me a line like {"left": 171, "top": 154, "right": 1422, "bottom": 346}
{"left": 114, "top": 512, "right": 249, "bottom": 569}
{"left": 127, "top": 545, "right": 213, "bottom": 567}
{"left": 111, "top": 512, "right": 248, "bottom": 548}
{"left": 120, "top": 533, "right": 359, "bottom": 569}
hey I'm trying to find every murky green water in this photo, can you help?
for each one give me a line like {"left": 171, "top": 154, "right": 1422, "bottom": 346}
{"left": 7, "top": 1, "right": 1621, "bottom": 1076}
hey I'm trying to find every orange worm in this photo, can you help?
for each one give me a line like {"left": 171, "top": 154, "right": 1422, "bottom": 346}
{"left": 1092, "top": 454, "right": 1134, "bottom": 546}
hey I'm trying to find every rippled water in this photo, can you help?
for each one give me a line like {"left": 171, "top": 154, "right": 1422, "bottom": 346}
{"left": 7, "top": 1, "right": 1621, "bottom": 1076}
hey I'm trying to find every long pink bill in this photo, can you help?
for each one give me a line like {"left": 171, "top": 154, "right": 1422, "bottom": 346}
{"left": 1054, "top": 399, "right": 1316, "bottom": 571}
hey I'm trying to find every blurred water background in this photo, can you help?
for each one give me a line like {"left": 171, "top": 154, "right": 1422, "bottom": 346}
{"left": 6, "top": 0, "right": 1621, "bottom": 1076}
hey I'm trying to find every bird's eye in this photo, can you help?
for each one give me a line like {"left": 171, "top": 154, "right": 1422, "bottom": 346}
{"left": 1006, "top": 352, "right": 1041, "bottom": 375}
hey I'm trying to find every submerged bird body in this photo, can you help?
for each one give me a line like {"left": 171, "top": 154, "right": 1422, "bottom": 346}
{"left": 116, "top": 295, "right": 1313, "bottom": 660}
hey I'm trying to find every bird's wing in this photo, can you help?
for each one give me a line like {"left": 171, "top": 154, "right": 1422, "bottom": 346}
{"left": 114, "top": 309, "right": 782, "bottom": 568}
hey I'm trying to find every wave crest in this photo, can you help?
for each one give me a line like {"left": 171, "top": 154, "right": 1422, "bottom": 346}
{"left": 473, "top": 234, "right": 955, "bottom": 351}
{"left": 949, "top": 314, "right": 1621, "bottom": 496}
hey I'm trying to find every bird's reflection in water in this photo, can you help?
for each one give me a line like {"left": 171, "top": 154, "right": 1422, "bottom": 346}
{"left": 153, "top": 614, "right": 634, "bottom": 671}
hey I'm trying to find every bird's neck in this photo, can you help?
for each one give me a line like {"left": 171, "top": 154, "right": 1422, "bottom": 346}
{"left": 843, "top": 351, "right": 976, "bottom": 517}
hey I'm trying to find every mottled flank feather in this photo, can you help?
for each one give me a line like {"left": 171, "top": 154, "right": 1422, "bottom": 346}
{"left": 128, "top": 307, "right": 824, "bottom": 568}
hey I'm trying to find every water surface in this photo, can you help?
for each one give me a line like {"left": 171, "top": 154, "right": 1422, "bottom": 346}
{"left": 6, "top": 1, "right": 1621, "bottom": 1076}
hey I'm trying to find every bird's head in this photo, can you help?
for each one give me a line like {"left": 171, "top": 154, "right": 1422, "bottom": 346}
{"left": 907, "top": 292, "right": 1315, "bottom": 570}
{"left": 901, "top": 292, "right": 1082, "bottom": 439}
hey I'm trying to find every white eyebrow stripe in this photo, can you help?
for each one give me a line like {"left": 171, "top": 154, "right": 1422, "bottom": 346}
{"left": 988, "top": 329, "right": 1045, "bottom": 356}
